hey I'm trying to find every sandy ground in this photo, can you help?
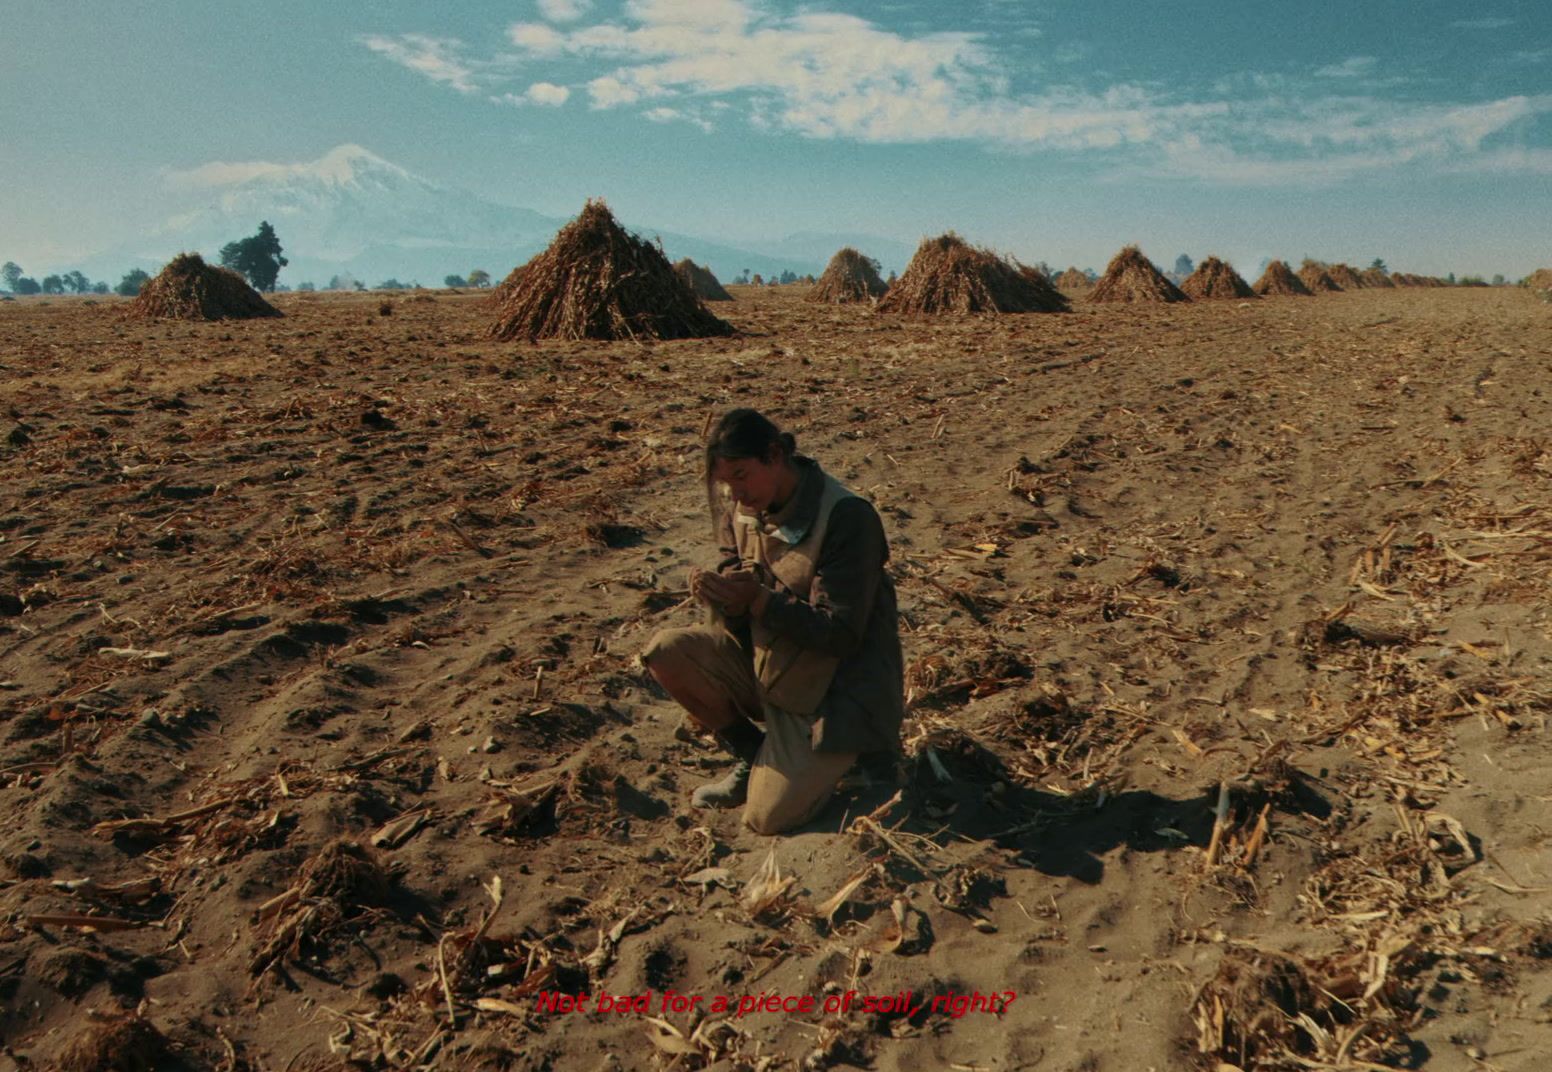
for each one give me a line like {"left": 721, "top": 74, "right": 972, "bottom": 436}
{"left": 3, "top": 282, "right": 1552, "bottom": 1071}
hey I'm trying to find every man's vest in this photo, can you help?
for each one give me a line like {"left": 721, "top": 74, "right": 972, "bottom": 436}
{"left": 731, "top": 471, "right": 857, "bottom": 716}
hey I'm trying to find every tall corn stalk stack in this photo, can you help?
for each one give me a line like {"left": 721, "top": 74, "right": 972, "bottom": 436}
{"left": 1298, "top": 260, "right": 1343, "bottom": 293}
{"left": 808, "top": 247, "right": 888, "bottom": 304}
{"left": 1180, "top": 256, "right": 1257, "bottom": 300}
{"left": 1325, "top": 263, "right": 1365, "bottom": 289}
{"left": 126, "top": 253, "right": 282, "bottom": 320}
{"left": 489, "top": 200, "right": 734, "bottom": 342}
{"left": 674, "top": 258, "right": 734, "bottom": 302}
{"left": 1252, "top": 260, "right": 1312, "bottom": 296}
{"left": 877, "top": 234, "right": 1068, "bottom": 314}
{"left": 1089, "top": 246, "right": 1189, "bottom": 303}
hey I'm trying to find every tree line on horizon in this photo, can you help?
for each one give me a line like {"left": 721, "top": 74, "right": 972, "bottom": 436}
{"left": 1, "top": 224, "right": 1533, "bottom": 299}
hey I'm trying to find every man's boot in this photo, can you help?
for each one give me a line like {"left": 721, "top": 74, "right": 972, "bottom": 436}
{"left": 692, "top": 719, "right": 762, "bottom": 809}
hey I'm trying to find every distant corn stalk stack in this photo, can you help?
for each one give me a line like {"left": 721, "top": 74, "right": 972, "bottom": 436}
{"left": 1180, "top": 256, "right": 1258, "bottom": 300}
{"left": 1252, "top": 260, "right": 1313, "bottom": 296}
{"left": 127, "top": 253, "right": 282, "bottom": 320}
{"left": 488, "top": 200, "right": 734, "bottom": 342}
{"left": 673, "top": 258, "right": 734, "bottom": 302}
{"left": 1089, "top": 246, "right": 1189, "bottom": 303}
{"left": 877, "top": 234, "right": 1068, "bottom": 315}
{"left": 1298, "top": 259, "right": 1343, "bottom": 293}
{"left": 1325, "top": 263, "right": 1365, "bottom": 289}
{"left": 808, "top": 247, "right": 888, "bottom": 304}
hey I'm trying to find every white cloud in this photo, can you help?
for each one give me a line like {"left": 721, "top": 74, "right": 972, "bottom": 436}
{"left": 361, "top": 3, "right": 1552, "bottom": 186}
{"left": 643, "top": 105, "right": 713, "bottom": 131}
{"left": 525, "top": 81, "right": 571, "bottom": 106}
{"left": 538, "top": 0, "right": 592, "bottom": 22}
{"left": 511, "top": 2, "right": 1196, "bottom": 149}
{"left": 588, "top": 75, "right": 642, "bottom": 107}
{"left": 167, "top": 144, "right": 401, "bottom": 189}
{"left": 1147, "top": 93, "right": 1552, "bottom": 183}
{"left": 360, "top": 34, "right": 479, "bottom": 94}
{"left": 1313, "top": 56, "right": 1377, "bottom": 79}
{"left": 509, "top": 22, "right": 566, "bottom": 55}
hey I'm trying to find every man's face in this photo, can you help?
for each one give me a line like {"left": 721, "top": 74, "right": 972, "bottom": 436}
{"left": 711, "top": 453, "right": 783, "bottom": 514}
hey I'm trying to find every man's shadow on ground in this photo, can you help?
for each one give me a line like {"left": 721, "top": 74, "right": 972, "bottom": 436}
{"left": 822, "top": 735, "right": 1331, "bottom": 885}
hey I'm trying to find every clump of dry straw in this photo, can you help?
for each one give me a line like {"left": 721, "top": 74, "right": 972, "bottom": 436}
{"left": 489, "top": 200, "right": 734, "bottom": 342}
{"left": 877, "top": 234, "right": 1068, "bottom": 314}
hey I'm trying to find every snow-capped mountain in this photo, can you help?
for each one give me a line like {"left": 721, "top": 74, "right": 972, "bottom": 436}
{"left": 77, "top": 144, "right": 835, "bottom": 288}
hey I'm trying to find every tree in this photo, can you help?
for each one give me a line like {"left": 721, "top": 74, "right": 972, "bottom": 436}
{"left": 1369, "top": 258, "right": 1388, "bottom": 272}
{"left": 115, "top": 269, "right": 151, "bottom": 296}
{"left": 444, "top": 274, "right": 467, "bottom": 288}
{"left": 63, "top": 270, "right": 89, "bottom": 294}
{"left": 41, "top": 275, "right": 64, "bottom": 294}
{"left": 1174, "top": 254, "right": 1194, "bottom": 278}
{"left": 14, "top": 277, "right": 41, "bottom": 295}
{"left": 2, "top": 262, "right": 21, "bottom": 292}
{"left": 466, "top": 269, "right": 490, "bottom": 288}
{"left": 1492, "top": 274, "right": 1505, "bottom": 287}
{"left": 296, "top": 281, "right": 316, "bottom": 292}
{"left": 219, "top": 220, "right": 288, "bottom": 291}
{"left": 91, "top": 282, "right": 109, "bottom": 294}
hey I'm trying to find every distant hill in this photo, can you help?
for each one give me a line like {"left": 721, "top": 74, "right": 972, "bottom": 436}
{"left": 71, "top": 144, "right": 877, "bottom": 289}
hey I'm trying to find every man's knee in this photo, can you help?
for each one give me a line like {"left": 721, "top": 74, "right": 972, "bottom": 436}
{"left": 643, "top": 628, "right": 695, "bottom": 682}
{"left": 742, "top": 786, "right": 831, "bottom": 836}
{"left": 742, "top": 800, "right": 796, "bottom": 836}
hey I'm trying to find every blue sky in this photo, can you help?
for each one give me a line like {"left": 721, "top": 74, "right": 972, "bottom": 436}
{"left": 4, "top": 0, "right": 1550, "bottom": 277}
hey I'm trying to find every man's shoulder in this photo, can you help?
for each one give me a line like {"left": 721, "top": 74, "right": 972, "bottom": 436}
{"left": 825, "top": 493, "right": 885, "bottom": 538}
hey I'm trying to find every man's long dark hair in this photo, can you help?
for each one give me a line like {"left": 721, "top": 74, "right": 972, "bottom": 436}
{"left": 704, "top": 408, "right": 797, "bottom": 533}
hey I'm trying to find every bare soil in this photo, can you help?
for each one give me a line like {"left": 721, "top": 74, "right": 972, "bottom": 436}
{"left": 3, "top": 284, "right": 1552, "bottom": 1071}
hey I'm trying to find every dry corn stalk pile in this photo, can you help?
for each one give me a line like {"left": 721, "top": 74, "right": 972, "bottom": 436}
{"left": 489, "top": 199, "right": 734, "bottom": 342}
{"left": 1252, "top": 259, "right": 1313, "bottom": 296}
{"left": 877, "top": 233, "right": 1069, "bottom": 314}
{"left": 672, "top": 258, "right": 734, "bottom": 302}
{"left": 1088, "top": 245, "right": 1190, "bottom": 303}
{"left": 1299, "top": 258, "right": 1344, "bottom": 292}
{"left": 1326, "top": 262, "right": 1367, "bottom": 289}
{"left": 126, "top": 253, "right": 282, "bottom": 321}
{"left": 1180, "top": 256, "right": 1257, "bottom": 300}
{"left": 808, "top": 247, "right": 889, "bottom": 304}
